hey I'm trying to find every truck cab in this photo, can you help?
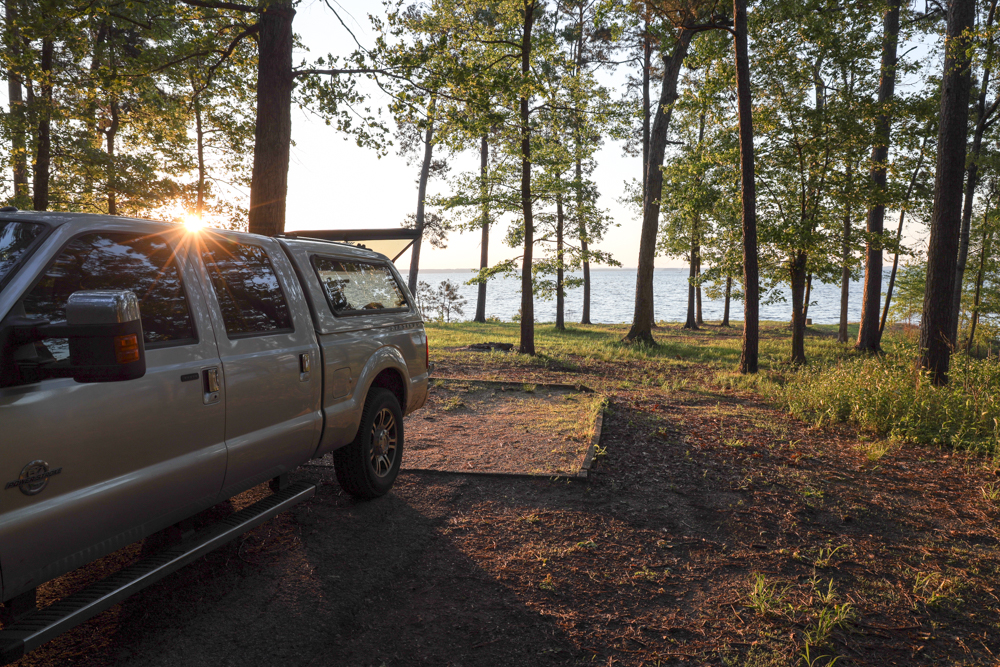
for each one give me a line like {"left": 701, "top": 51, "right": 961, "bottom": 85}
{"left": 0, "top": 211, "right": 428, "bottom": 616}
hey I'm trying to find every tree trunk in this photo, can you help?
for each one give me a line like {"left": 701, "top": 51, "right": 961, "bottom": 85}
{"left": 5, "top": 0, "right": 27, "bottom": 205}
{"left": 838, "top": 218, "right": 851, "bottom": 342}
{"left": 802, "top": 273, "right": 813, "bottom": 322}
{"left": 576, "top": 6, "right": 592, "bottom": 326}
{"left": 722, "top": 276, "right": 732, "bottom": 327}
{"left": 32, "top": 38, "right": 53, "bottom": 211}
{"left": 518, "top": 0, "right": 536, "bottom": 355}
{"left": 644, "top": 22, "right": 656, "bottom": 330}
{"left": 642, "top": 19, "right": 650, "bottom": 199}
{"left": 951, "top": 0, "right": 998, "bottom": 345}
{"left": 734, "top": 0, "right": 759, "bottom": 374}
{"left": 408, "top": 111, "right": 435, "bottom": 296}
{"left": 838, "top": 159, "right": 854, "bottom": 343}
{"left": 625, "top": 27, "right": 693, "bottom": 343}
{"left": 695, "top": 255, "right": 703, "bottom": 326}
{"left": 856, "top": 0, "right": 902, "bottom": 353}
{"left": 578, "top": 156, "right": 591, "bottom": 324}
{"left": 919, "top": 0, "right": 976, "bottom": 385}
{"left": 475, "top": 135, "right": 489, "bottom": 323}
{"left": 84, "top": 25, "right": 108, "bottom": 202}
{"left": 195, "top": 92, "right": 206, "bottom": 216}
{"left": 684, "top": 239, "right": 698, "bottom": 329}
{"left": 790, "top": 252, "right": 808, "bottom": 365}
{"left": 880, "top": 136, "right": 928, "bottom": 336}
{"left": 556, "top": 191, "right": 565, "bottom": 330}
{"left": 248, "top": 2, "right": 295, "bottom": 237}
{"left": 106, "top": 100, "right": 119, "bottom": 215}
{"left": 967, "top": 224, "right": 991, "bottom": 352}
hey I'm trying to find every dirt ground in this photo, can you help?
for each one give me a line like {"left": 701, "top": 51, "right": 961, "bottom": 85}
{"left": 11, "top": 335, "right": 1000, "bottom": 666}
{"left": 403, "top": 379, "right": 603, "bottom": 476}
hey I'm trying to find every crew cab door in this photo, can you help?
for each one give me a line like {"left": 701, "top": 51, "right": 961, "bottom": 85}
{"left": 0, "top": 225, "right": 228, "bottom": 600}
{"left": 191, "top": 232, "right": 322, "bottom": 497}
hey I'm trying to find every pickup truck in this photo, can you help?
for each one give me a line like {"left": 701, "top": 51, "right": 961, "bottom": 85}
{"left": 0, "top": 211, "right": 429, "bottom": 661}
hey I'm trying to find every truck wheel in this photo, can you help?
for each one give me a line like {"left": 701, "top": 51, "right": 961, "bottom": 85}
{"left": 334, "top": 388, "right": 404, "bottom": 499}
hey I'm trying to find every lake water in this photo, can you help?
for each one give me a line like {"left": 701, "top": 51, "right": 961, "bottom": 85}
{"left": 413, "top": 268, "right": 882, "bottom": 325}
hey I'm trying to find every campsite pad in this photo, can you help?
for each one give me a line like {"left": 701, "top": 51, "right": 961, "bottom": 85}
{"left": 402, "top": 379, "right": 605, "bottom": 477}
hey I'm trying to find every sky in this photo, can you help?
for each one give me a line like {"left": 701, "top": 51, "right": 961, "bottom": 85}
{"left": 285, "top": 0, "right": 940, "bottom": 273}
{"left": 284, "top": 0, "right": 659, "bottom": 271}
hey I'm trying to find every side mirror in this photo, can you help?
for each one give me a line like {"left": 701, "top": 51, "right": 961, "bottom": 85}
{"left": 7, "top": 290, "right": 146, "bottom": 383}
{"left": 65, "top": 291, "right": 146, "bottom": 382}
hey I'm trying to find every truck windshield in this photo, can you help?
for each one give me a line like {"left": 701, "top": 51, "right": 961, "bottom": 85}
{"left": 0, "top": 221, "right": 45, "bottom": 289}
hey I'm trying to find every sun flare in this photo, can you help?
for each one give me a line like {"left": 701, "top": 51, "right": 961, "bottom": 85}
{"left": 182, "top": 213, "right": 206, "bottom": 232}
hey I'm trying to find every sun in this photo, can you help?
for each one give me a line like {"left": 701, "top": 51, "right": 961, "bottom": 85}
{"left": 182, "top": 213, "right": 206, "bottom": 232}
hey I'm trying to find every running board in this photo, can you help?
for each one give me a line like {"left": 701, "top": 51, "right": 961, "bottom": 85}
{"left": 0, "top": 481, "right": 316, "bottom": 665}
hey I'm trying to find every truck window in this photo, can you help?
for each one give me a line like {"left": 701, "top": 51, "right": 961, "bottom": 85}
{"left": 21, "top": 232, "right": 197, "bottom": 359}
{"left": 199, "top": 236, "right": 293, "bottom": 337}
{"left": 311, "top": 256, "right": 408, "bottom": 315}
{"left": 0, "top": 221, "right": 46, "bottom": 290}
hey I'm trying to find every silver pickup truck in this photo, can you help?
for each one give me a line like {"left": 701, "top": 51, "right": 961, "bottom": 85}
{"left": 0, "top": 211, "right": 429, "bottom": 661}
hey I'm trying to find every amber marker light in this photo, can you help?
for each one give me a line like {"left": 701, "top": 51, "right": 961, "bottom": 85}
{"left": 114, "top": 334, "right": 140, "bottom": 364}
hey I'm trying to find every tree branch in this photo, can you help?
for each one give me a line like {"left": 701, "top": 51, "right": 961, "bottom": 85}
{"left": 179, "top": 0, "right": 259, "bottom": 14}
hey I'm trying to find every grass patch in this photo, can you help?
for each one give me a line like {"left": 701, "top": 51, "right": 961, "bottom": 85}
{"left": 774, "top": 341, "right": 1000, "bottom": 455}
{"left": 425, "top": 321, "right": 1000, "bottom": 458}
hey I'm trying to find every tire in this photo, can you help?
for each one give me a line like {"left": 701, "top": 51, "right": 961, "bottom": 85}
{"left": 334, "top": 388, "right": 404, "bottom": 499}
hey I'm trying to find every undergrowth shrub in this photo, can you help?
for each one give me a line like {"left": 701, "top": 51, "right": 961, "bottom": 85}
{"left": 779, "top": 341, "right": 1000, "bottom": 455}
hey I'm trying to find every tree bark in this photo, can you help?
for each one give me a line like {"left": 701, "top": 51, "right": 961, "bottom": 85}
{"left": 684, "top": 237, "right": 698, "bottom": 329}
{"left": 248, "top": 1, "right": 295, "bottom": 237}
{"left": 802, "top": 274, "right": 813, "bottom": 322}
{"left": 475, "top": 135, "right": 489, "bottom": 323}
{"left": 839, "top": 215, "right": 851, "bottom": 342}
{"left": 556, "top": 191, "right": 565, "bottom": 330}
{"left": 194, "top": 85, "right": 206, "bottom": 216}
{"left": 694, "top": 242, "right": 705, "bottom": 327}
{"left": 32, "top": 38, "right": 53, "bottom": 211}
{"left": 625, "top": 27, "right": 693, "bottom": 343}
{"left": 790, "top": 252, "right": 808, "bottom": 365}
{"left": 106, "top": 100, "right": 119, "bottom": 215}
{"left": 578, "top": 155, "right": 591, "bottom": 324}
{"left": 408, "top": 110, "right": 435, "bottom": 296}
{"left": 695, "top": 254, "right": 703, "bottom": 326}
{"left": 722, "top": 275, "right": 732, "bottom": 327}
{"left": 5, "top": 0, "right": 27, "bottom": 205}
{"left": 734, "top": 0, "right": 759, "bottom": 374}
{"left": 642, "top": 18, "right": 651, "bottom": 203}
{"left": 838, "top": 159, "right": 854, "bottom": 343}
{"left": 919, "top": 0, "right": 976, "bottom": 385}
{"left": 518, "top": 0, "right": 536, "bottom": 355}
{"left": 951, "top": 0, "right": 999, "bottom": 346}
{"left": 857, "top": 0, "right": 902, "bottom": 353}
{"left": 577, "top": 6, "right": 593, "bottom": 326}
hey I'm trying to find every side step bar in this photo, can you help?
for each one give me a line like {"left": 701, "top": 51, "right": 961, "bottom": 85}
{"left": 0, "top": 481, "right": 316, "bottom": 665}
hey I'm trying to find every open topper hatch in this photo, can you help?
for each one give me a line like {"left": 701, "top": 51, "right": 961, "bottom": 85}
{"left": 281, "top": 228, "right": 420, "bottom": 263}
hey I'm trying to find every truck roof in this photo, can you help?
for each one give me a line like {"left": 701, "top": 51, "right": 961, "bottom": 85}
{"left": 0, "top": 210, "right": 393, "bottom": 262}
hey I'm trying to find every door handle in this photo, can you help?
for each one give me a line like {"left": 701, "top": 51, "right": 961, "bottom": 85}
{"left": 299, "top": 353, "right": 310, "bottom": 382}
{"left": 203, "top": 367, "right": 221, "bottom": 404}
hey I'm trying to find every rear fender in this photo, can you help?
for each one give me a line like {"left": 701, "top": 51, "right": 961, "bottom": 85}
{"left": 311, "top": 346, "right": 408, "bottom": 459}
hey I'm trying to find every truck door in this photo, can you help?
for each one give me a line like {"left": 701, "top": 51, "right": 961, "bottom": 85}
{"left": 0, "top": 228, "right": 228, "bottom": 600}
{"left": 192, "top": 233, "right": 322, "bottom": 497}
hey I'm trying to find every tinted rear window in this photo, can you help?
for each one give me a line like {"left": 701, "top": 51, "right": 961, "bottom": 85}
{"left": 200, "top": 235, "right": 293, "bottom": 337}
{"left": 0, "top": 221, "right": 45, "bottom": 288}
{"left": 312, "top": 256, "right": 408, "bottom": 315}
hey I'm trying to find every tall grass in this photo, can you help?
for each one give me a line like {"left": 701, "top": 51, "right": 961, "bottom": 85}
{"left": 777, "top": 341, "right": 1000, "bottom": 455}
